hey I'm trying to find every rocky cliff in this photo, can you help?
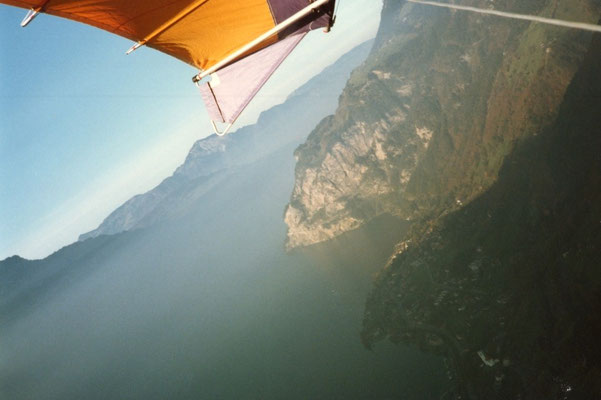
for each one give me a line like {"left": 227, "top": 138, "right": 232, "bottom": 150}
{"left": 285, "top": 0, "right": 600, "bottom": 249}
{"left": 79, "top": 40, "right": 373, "bottom": 241}
{"left": 286, "top": 1, "right": 601, "bottom": 398}
{"left": 362, "top": 31, "right": 601, "bottom": 398}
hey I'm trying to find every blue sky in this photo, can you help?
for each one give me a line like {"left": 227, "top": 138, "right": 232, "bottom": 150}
{"left": 0, "top": 0, "right": 382, "bottom": 260}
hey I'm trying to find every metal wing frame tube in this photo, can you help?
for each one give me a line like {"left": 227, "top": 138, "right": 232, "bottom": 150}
{"left": 192, "top": 0, "right": 331, "bottom": 83}
{"left": 125, "top": 0, "right": 210, "bottom": 55}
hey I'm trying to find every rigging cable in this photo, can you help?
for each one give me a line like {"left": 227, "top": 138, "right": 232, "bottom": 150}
{"left": 407, "top": 0, "right": 601, "bottom": 34}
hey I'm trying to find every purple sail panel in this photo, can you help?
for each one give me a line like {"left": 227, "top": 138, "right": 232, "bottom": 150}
{"left": 268, "top": 0, "right": 334, "bottom": 32}
{"left": 199, "top": 79, "right": 225, "bottom": 123}
{"left": 198, "top": 33, "right": 306, "bottom": 124}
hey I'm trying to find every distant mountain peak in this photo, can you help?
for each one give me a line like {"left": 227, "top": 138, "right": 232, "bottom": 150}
{"left": 78, "top": 40, "right": 374, "bottom": 242}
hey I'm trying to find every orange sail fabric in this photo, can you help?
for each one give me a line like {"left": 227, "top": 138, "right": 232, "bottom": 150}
{"left": 2, "top": 0, "right": 279, "bottom": 70}
{"left": 3, "top": 0, "right": 336, "bottom": 133}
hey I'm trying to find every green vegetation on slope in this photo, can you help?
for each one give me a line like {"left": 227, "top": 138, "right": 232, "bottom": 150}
{"left": 287, "top": 0, "right": 601, "bottom": 397}
{"left": 363, "top": 30, "right": 601, "bottom": 400}
{"left": 286, "top": 0, "right": 600, "bottom": 248}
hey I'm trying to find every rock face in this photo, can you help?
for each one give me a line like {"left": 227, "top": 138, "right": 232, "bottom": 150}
{"left": 79, "top": 40, "right": 373, "bottom": 241}
{"left": 285, "top": 1, "right": 601, "bottom": 397}
{"left": 363, "top": 32, "right": 601, "bottom": 398}
{"left": 285, "top": 0, "right": 600, "bottom": 249}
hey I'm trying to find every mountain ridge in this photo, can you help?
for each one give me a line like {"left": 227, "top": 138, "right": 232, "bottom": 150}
{"left": 284, "top": 0, "right": 600, "bottom": 249}
{"left": 363, "top": 31, "right": 601, "bottom": 397}
{"left": 78, "top": 39, "right": 374, "bottom": 241}
{"left": 284, "top": 0, "right": 601, "bottom": 398}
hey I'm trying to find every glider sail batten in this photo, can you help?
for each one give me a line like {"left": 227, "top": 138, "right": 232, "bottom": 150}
{"left": 196, "top": 0, "right": 334, "bottom": 129}
{"left": 4, "top": 0, "right": 280, "bottom": 70}
{"left": 199, "top": 33, "right": 307, "bottom": 124}
{"left": 4, "top": 0, "right": 336, "bottom": 134}
{"left": 3, "top": 0, "right": 332, "bottom": 71}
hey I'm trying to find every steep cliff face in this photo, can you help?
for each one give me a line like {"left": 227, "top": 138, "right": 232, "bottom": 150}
{"left": 286, "top": 2, "right": 601, "bottom": 396}
{"left": 79, "top": 41, "right": 373, "bottom": 241}
{"left": 285, "top": 0, "right": 600, "bottom": 249}
{"left": 362, "top": 32, "right": 601, "bottom": 398}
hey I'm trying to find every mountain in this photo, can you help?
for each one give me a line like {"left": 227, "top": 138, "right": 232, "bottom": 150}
{"left": 0, "top": 40, "right": 449, "bottom": 400}
{"left": 79, "top": 39, "right": 374, "bottom": 241}
{"left": 283, "top": 0, "right": 601, "bottom": 398}
{"left": 6, "top": 2, "right": 601, "bottom": 398}
{"left": 285, "top": 0, "right": 601, "bottom": 249}
{"left": 362, "top": 35, "right": 601, "bottom": 397}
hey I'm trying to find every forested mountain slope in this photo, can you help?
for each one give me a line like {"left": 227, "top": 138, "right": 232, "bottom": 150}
{"left": 285, "top": 0, "right": 600, "bottom": 249}
{"left": 287, "top": 1, "right": 601, "bottom": 398}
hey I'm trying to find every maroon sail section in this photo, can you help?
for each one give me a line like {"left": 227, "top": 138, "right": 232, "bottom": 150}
{"left": 3, "top": 0, "right": 336, "bottom": 133}
{"left": 195, "top": 0, "right": 336, "bottom": 131}
{"left": 268, "top": 0, "right": 334, "bottom": 30}
{"left": 199, "top": 33, "right": 306, "bottom": 124}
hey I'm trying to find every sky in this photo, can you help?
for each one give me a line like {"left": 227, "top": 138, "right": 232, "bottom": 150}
{"left": 0, "top": 0, "right": 383, "bottom": 260}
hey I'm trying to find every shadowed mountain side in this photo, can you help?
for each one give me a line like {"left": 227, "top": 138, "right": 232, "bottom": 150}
{"left": 0, "top": 233, "right": 131, "bottom": 326}
{"left": 285, "top": 0, "right": 601, "bottom": 249}
{"left": 1, "top": 141, "right": 447, "bottom": 400}
{"left": 362, "top": 30, "right": 601, "bottom": 400}
{"left": 78, "top": 40, "right": 374, "bottom": 242}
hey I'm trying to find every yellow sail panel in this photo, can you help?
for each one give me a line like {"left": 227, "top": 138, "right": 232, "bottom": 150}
{"left": 149, "top": 0, "right": 277, "bottom": 70}
{"left": 3, "top": 1, "right": 196, "bottom": 40}
{"left": 2, "top": 0, "right": 277, "bottom": 69}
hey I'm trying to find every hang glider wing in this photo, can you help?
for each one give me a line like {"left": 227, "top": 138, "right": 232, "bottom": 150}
{"left": 199, "top": 33, "right": 307, "bottom": 135}
{"left": 2, "top": 0, "right": 336, "bottom": 134}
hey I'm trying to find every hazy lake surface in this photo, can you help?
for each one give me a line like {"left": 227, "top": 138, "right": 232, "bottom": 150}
{"left": 1, "top": 146, "right": 446, "bottom": 399}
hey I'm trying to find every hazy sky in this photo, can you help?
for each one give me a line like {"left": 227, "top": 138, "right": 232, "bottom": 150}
{"left": 0, "top": 0, "right": 383, "bottom": 260}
